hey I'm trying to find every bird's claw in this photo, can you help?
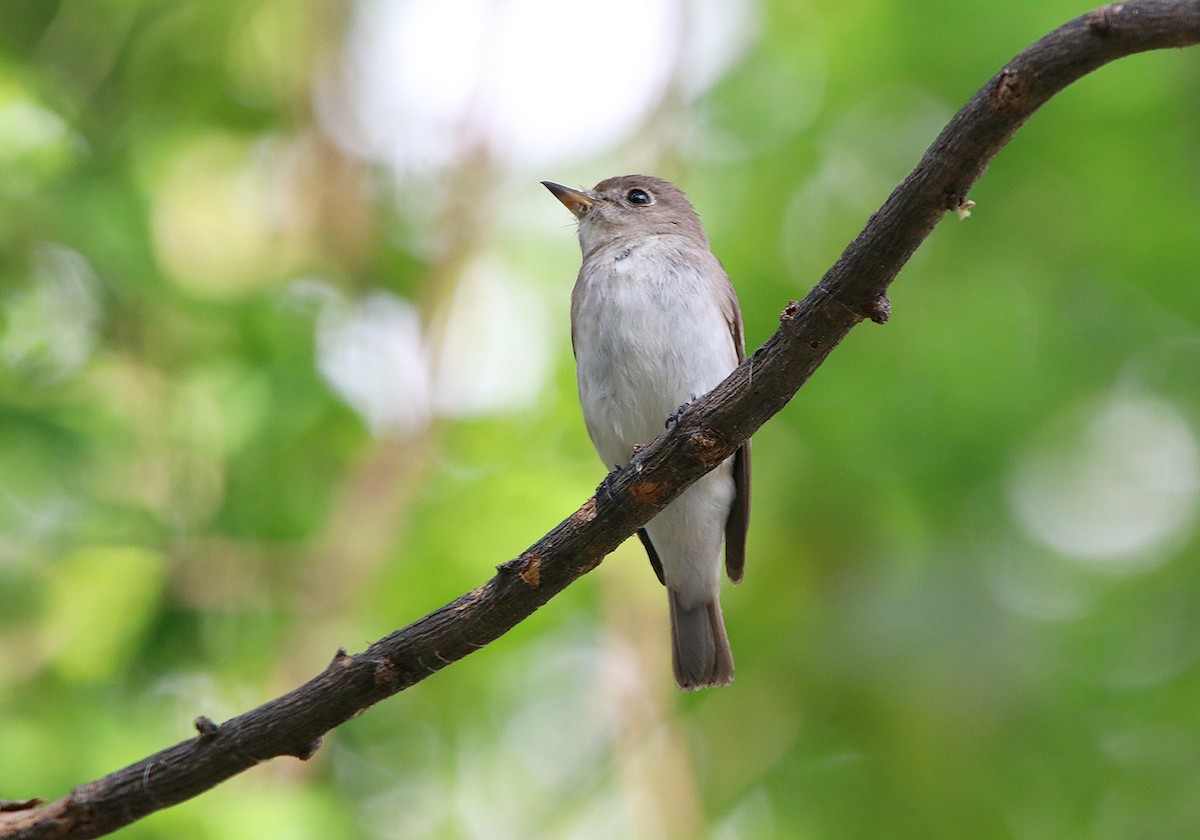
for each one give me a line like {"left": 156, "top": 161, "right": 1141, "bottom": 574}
{"left": 598, "top": 467, "right": 622, "bottom": 504}
{"left": 665, "top": 393, "right": 699, "bottom": 428}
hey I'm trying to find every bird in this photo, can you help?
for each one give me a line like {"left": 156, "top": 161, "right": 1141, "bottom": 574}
{"left": 543, "top": 174, "right": 750, "bottom": 689}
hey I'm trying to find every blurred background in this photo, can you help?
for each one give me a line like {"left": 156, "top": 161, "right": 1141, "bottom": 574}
{"left": 1, "top": 0, "right": 1199, "bottom": 837}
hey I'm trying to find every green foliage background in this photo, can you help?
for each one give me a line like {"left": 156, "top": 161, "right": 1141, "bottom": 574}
{"left": 2, "top": 1, "right": 1199, "bottom": 838}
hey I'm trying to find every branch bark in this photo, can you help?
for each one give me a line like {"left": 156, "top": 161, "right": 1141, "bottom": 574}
{"left": 4, "top": 2, "right": 1199, "bottom": 837}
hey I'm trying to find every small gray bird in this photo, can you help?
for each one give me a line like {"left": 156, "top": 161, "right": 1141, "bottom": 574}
{"left": 543, "top": 175, "right": 750, "bottom": 690}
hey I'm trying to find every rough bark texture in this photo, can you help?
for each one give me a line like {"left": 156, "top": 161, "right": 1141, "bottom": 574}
{"left": 3, "top": 2, "right": 1199, "bottom": 837}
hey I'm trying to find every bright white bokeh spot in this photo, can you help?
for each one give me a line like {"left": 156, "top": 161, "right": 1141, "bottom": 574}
{"left": 430, "top": 257, "right": 554, "bottom": 417}
{"left": 310, "top": 286, "right": 433, "bottom": 437}
{"left": 298, "top": 265, "right": 554, "bottom": 434}
{"left": 1008, "top": 393, "right": 1200, "bottom": 574}
{"left": 321, "top": 0, "right": 756, "bottom": 170}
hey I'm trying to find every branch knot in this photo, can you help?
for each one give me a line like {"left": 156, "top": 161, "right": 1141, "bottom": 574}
{"left": 193, "top": 716, "right": 220, "bottom": 741}
{"left": 688, "top": 428, "right": 732, "bottom": 467}
{"left": 992, "top": 69, "right": 1028, "bottom": 115}
{"left": 1088, "top": 4, "right": 1122, "bottom": 35}
{"left": 866, "top": 293, "right": 892, "bottom": 324}
{"left": 630, "top": 481, "right": 668, "bottom": 505}
{"left": 518, "top": 554, "right": 542, "bottom": 587}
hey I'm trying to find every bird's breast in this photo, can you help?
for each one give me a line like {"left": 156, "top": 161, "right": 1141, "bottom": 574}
{"left": 571, "top": 239, "right": 737, "bottom": 464}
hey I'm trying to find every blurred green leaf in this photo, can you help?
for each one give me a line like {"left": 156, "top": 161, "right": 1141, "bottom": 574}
{"left": 43, "top": 545, "right": 167, "bottom": 682}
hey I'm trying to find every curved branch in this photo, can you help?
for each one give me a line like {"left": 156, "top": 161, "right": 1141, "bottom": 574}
{"left": 4, "top": 2, "right": 1199, "bottom": 837}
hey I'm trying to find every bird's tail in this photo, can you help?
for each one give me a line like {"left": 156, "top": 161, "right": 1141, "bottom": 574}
{"left": 668, "top": 589, "right": 734, "bottom": 690}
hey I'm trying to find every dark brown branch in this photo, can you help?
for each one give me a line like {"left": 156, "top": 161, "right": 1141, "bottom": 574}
{"left": 4, "top": 2, "right": 1199, "bottom": 837}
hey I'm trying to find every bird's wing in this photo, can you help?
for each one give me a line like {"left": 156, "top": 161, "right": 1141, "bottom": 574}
{"left": 721, "top": 274, "right": 750, "bottom": 583}
{"left": 638, "top": 529, "right": 666, "bottom": 585}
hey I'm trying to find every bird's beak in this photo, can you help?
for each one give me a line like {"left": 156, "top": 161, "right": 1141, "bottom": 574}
{"left": 542, "top": 181, "right": 597, "bottom": 219}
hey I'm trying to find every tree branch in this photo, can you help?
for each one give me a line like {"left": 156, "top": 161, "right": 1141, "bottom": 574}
{"left": 4, "top": 2, "right": 1199, "bottom": 837}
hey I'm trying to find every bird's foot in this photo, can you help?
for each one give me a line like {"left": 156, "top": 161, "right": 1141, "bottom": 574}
{"left": 597, "top": 467, "right": 621, "bottom": 504}
{"left": 666, "top": 393, "right": 699, "bottom": 428}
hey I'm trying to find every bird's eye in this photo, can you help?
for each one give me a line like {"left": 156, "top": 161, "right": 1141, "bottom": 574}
{"left": 626, "top": 188, "right": 653, "bottom": 205}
